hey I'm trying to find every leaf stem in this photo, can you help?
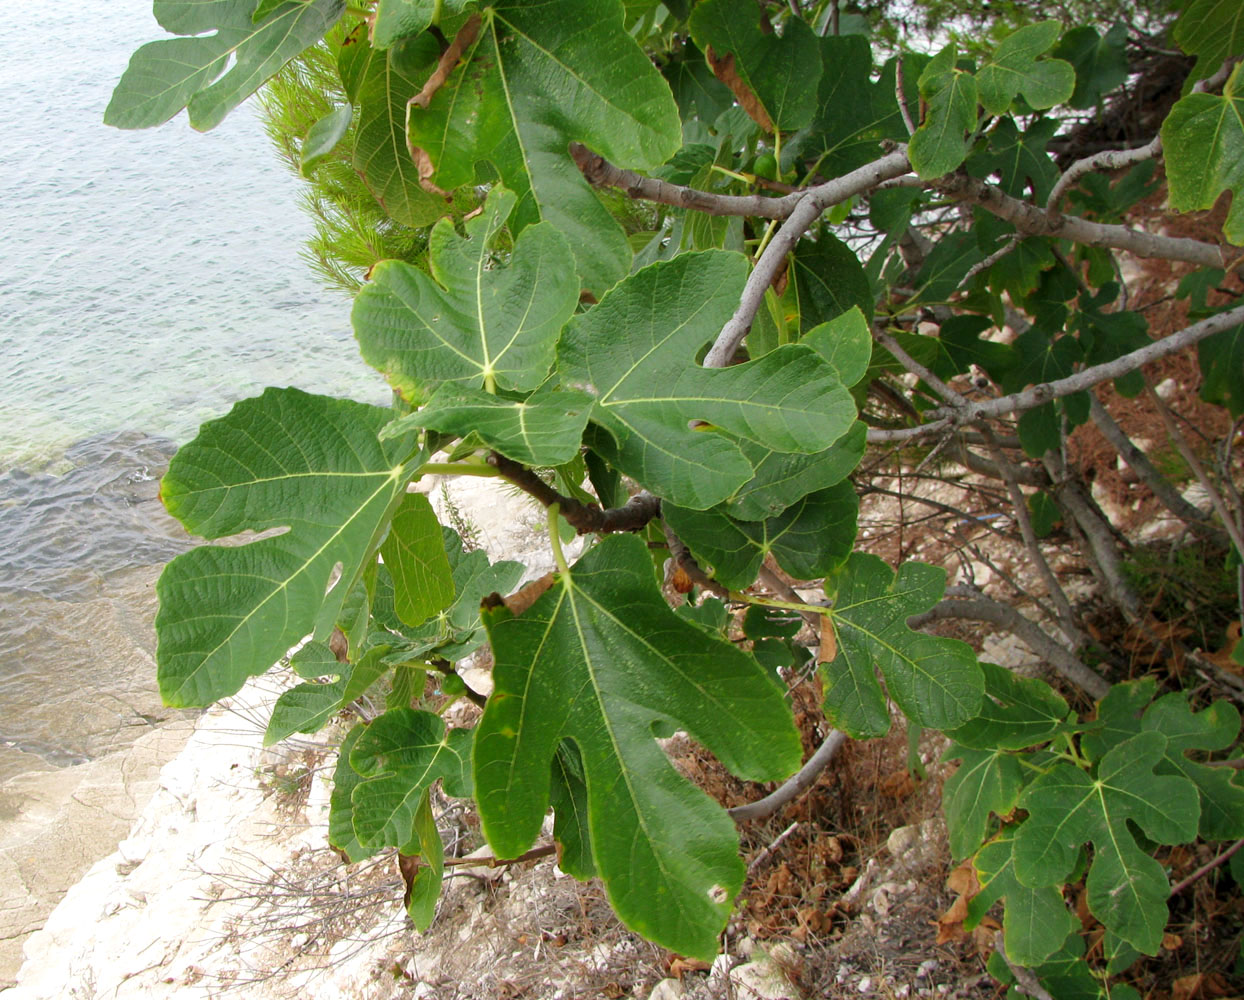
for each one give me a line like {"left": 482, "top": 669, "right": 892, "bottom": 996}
{"left": 418, "top": 461, "right": 501, "bottom": 478}
{"left": 548, "top": 503, "right": 571, "bottom": 576}
{"left": 728, "top": 591, "right": 831, "bottom": 617}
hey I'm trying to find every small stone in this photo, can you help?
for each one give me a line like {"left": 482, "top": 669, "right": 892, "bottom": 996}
{"left": 857, "top": 976, "right": 873, "bottom": 993}
{"left": 917, "top": 959, "right": 938, "bottom": 978}
{"left": 648, "top": 978, "right": 685, "bottom": 1000}
{"left": 1155, "top": 377, "right": 1177, "bottom": 401}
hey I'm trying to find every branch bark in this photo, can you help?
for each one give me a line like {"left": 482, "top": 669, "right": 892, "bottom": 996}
{"left": 703, "top": 149, "right": 913, "bottom": 368}
{"left": 935, "top": 170, "right": 1226, "bottom": 269}
{"left": 486, "top": 452, "right": 662, "bottom": 534}
{"left": 727, "top": 729, "right": 849, "bottom": 822}
{"left": 907, "top": 593, "right": 1110, "bottom": 699}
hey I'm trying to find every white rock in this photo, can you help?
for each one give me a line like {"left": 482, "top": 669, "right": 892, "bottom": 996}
{"left": 1155, "top": 377, "right": 1178, "bottom": 401}
{"left": 730, "top": 956, "right": 801, "bottom": 999}
{"left": 648, "top": 978, "right": 686, "bottom": 1000}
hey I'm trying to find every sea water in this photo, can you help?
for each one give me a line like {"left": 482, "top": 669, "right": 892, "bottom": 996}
{"left": 0, "top": 1, "right": 387, "bottom": 780}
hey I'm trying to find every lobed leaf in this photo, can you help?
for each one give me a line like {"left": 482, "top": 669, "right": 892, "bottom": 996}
{"left": 405, "top": 0, "right": 682, "bottom": 293}
{"left": 379, "top": 492, "right": 455, "bottom": 628}
{"left": 664, "top": 481, "right": 857, "bottom": 590}
{"left": 106, "top": 0, "right": 345, "bottom": 131}
{"left": 349, "top": 707, "right": 473, "bottom": 850}
{"left": 1014, "top": 731, "right": 1200, "bottom": 954}
{"left": 559, "top": 251, "right": 856, "bottom": 510}
{"left": 968, "top": 828, "right": 1078, "bottom": 967}
{"left": 975, "top": 21, "right": 1074, "bottom": 115}
{"left": 688, "top": 0, "right": 822, "bottom": 132}
{"left": 337, "top": 29, "right": 457, "bottom": 227}
{"left": 475, "top": 533, "right": 802, "bottom": 960}
{"left": 821, "top": 553, "right": 983, "bottom": 738}
{"left": 942, "top": 743, "right": 1024, "bottom": 860}
{"left": 909, "top": 44, "right": 978, "bottom": 179}
{"left": 354, "top": 186, "right": 578, "bottom": 398}
{"left": 1162, "top": 66, "right": 1244, "bottom": 245}
{"left": 155, "top": 388, "right": 417, "bottom": 707}
{"left": 386, "top": 384, "right": 593, "bottom": 467}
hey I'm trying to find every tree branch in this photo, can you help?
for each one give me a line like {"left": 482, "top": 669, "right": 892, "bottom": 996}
{"left": 921, "top": 302, "right": 1244, "bottom": 428}
{"left": 728, "top": 729, "right": 849, "bottom": 822}
{"left": 486, "top": 452, "right": 662, "bottom": 535}
{"left": 702, "top": 149, "right": 914, "bottom": 367}
{"left": 908, "top": 590, "right": 1110, "bottom": 699}
{"left": 935, "top": 170, "right": 1226, "bottom": 269}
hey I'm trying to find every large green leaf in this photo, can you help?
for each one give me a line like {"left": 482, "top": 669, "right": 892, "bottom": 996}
{"left": 1162, "top": 66, "right": 1244, "bottom": 245}
{"left": 791, "top": 236, "right": 875, "bottom": 328}
{"left": 405, "top": 0, "right": 682, "bottom": 293}
{"left": 354, "top": 186, "right": 578, "bottom": 398}
{"left": 263, "top": 642, "right": 392, "bottom": 746}
{"left": 942, "top": 744, "right": 1023, "bottom": 861}
{"left": 909, "top": 43, "right": 978, "bottom": 180}
{"left": 337, "top": 29, "right": 456, "bottom": 227}
{"left": 155, "top": 388, "right": 417, "bottom": 706}
{"left": 379, "top": 492, "right": 455, "bottom": 628}
{"left": 975, "top": 21, "right": 1074, "bottom": 115}
{"left": 559, "top": 251, "right": 857, "bottom": 510}
{"left": 106, "top": 0, "right": 345, "bottom": 130}
{"left": 1198, "top": 317, "right": 1244, "bottom": 415}
{"left": 968, "top": 828, "right": 1078, "bottom": 967}
{"left": 371, "top": 527, "right": 525, "bottom": 662}
{"left": 688, "top": 0, "right": 821, "bottom": 132}
{"left": 329, "top": 725, "right": 374, "bottom": 862}
{"left": 724, "top": 421, "right": 865, "bottom": 521}
{"left": 820, "top": 553, "right": 983, "bottom": 738}
{"left": 1014, "top": 731, "right": 1200, "bottom": 955}
{"left": 475, "top": 533, "right": 802, "bottom": 959}
{"left": 945, "top": 663, "right": 1077, "bottom": 752}
{"left": 664, "top": 481, "right": 857, "bottom": 590}
{"left": 782, "top": 36, "right": 912, "bottom": 178}
{"left": 1142, "top": 694, "right": 1244, "bottom": 840}
{"left": 1173, "top": 0, "right": 1244, "bottom": 86}
{"left": 385, "top": 384, "right": 593, "bottom": 467}
{"left": 1053, "top": 24, "right": 1129, "bottom": 110}
{"left": 349, "top": 707, "right": 473, "bottom": 850}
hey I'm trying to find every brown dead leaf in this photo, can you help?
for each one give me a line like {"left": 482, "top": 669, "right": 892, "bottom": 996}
{"left": 1205, "top": 621, "right": 1243, "bottom": 673}
{"left": 818, "top": 617, "right": 837, "bottom": 664}
{"left": 407, "top": 13, "right": 480, "bottom": 112}
{"left": 329, "top": 626, "right": 350, "bottom": 663}
{"left": 668, "top": 957, "right": 711, "bottom": 979}
{"left": 670, "top": 563, "right": 696, "bottom": 594}
{"left": 704, "top": 46, "right": 774, "bottom": 133}
{"left": 1174, "top": 972, "right": 1208, "bottom": 1000}
{"left": 878, "top": 768, "right": 917, "bottom": 798}
{"left": 937, "top": 861, "right": 983, "bottom": 945}
{"left": 397, "top": 852, "right": 421, "bottom": 909}
{"left": 1163, "top": 931, "right": 1184, "bottom": 950}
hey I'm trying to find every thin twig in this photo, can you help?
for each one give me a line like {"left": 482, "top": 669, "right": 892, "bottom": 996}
{"left": 979, "top": 426, "right": 1084, "bottom": 648}
{"left": 928, "top": 303, "right": 1244, "bottom": 426}
{"left": 994, "top": 932, "right": 1055, "bottom": 1000}
{"left": 895, "top": 56, "right": 916, "bottom": 136}
{"left": 962, "top": 233, "right": 1022, "bottom": 284}
{"left": 1046, "top": 136, "right": 1161, "bottom": 220}
{"left": 1148, "top": 387, "right": 1244, "bottom": 573}
{"left": 1088, "top": 394, "right": 1223, "bottom": 537}
{"left": 747, "top": 821, "right": 801, "bottom": 875}
{"left": 443, "top": 843, "right": 558, "bottom": 868}
{"left": 703, "top": 149, "right": 914, "bottom": 367}
{"left": 1168, "top": 837, "right": 1244, "bottom": 897}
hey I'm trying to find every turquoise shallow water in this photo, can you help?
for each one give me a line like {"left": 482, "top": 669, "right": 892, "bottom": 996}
{"left": 0, "top": 2, "right": 387, "bottom": 777}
